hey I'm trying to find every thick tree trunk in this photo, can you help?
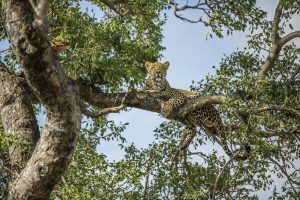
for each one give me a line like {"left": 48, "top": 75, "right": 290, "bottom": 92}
{"left": 0, "top": 62, "right": 39, "bottom": 175}
{"left": 2, "top": 1, "right": 81, "bottom": 199}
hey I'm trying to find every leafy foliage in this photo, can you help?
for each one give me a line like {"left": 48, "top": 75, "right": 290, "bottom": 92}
{"left": 47, "top": 0, "right": 167, "bottom": 89}
{"left": 0, "top": 0, "right": 299, "bottom": 199}
{"left": 172, "top": 0, "right": 266, "bottom": 37}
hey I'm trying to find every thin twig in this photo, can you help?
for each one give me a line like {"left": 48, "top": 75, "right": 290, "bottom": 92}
{"left": 269, "top": 157, "right": 300, "bottom": 186}
{"left": 253, "top": 104, "right": 300, "bottom": 119}
{"left": 0, "top": 48, "right": 11, "bottom": 54}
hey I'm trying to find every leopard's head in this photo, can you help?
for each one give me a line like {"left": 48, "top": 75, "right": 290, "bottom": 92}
{"left": 144, "top": 61, "right": 170, "bottom": 91}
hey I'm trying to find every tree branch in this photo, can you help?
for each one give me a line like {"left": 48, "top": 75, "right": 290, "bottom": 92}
{"left": 211, "top": 151, "right": 240, "bottom": 200}
{"left": 269, "top": 157, "right": 300, "bottom": 187}
{"left": 142, "top": 152, "right": 153, "bottom": 200}
{"left": 175, "top": 95, "right": 228, "bottom": 120}
{"left": 253, "top": 104, "right": 300, "bottom": 119}
{"left": 0, "top": 62, "right": 39, "bottom": 175}
{"left": 258, "top": 1, "right": 283, "bottom": 77}
{"left": 28, "top": 0, "right": 49, "bottom": 31}
{"left": 279, "top": 30, "right": 300, "bottom": 46}
{"left": 3, "top": 0, "right": 81, "bottom": 199}
{"left": 271, "top": 1, "right": 283, "bottom": 45}
{"left": 99, "top": 0, "right": 127, "bottom": 16}
{"left": 173, "top": 1, "right": 207, "bottom": 24}
{"left": 177, "top": 90, "right": 253, "bottom": 119}
{"left": 81, "top": 88, "right": 134, "bottom": 117}
{"left": 79, "top": 82, "right": 254, "bottom": 123}
{"left": 81, "top": 104, "right": 126, "bottom": 117}
{"left": 258, "top": 1, "right": 300, "bottom": 77}
{"left": 78, "top": 80, "right": 161, "bottom": 113}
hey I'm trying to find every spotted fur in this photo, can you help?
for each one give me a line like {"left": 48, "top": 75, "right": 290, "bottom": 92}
{"left": 144, "top": 61, "right": 249, "bottom": 160}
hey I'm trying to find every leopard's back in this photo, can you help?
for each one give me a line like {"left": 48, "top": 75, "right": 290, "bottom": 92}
{"left": 142, "top": 61, "right": 249, "bottom": 160}
{"left": 186, "top": 104, "right": 223, "bottom": 130}
{"left": 143, "top": 61, "right": 221, "bottom": 130}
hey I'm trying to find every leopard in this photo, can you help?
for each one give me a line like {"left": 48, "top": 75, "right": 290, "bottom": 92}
{"left": 142, "top": 61, "right": 250, "bottom": 161}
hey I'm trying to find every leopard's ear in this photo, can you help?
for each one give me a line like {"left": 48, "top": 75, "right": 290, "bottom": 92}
{"left": 145, "top": 61, "right": 152, "bottom": 71}
{"left": 162, "top": 61, "right": 169, "bottom": 70}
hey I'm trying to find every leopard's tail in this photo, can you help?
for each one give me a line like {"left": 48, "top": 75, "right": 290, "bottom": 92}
{"left": 213, "top": 119, "right": 250, "bottom": 160}
{"left": 219, "top": 135, "right": 251, "bottom": 161}
{"left": 220, "top": 135, "right": 233, "bottom": 157}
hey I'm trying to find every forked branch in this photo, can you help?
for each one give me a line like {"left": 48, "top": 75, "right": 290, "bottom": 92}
{"left": 28, "top": 0, "right": 49, "bottom": 29}
{"left": 258, "top": 0, "right": 300, "bottom": 77}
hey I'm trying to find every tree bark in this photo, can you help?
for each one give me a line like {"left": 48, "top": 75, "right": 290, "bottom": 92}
{"left": 2, "top": 0, "right": 81, "bottom": 199}
{"left": 0, "top": 62, "right": 39, "bottom": 175}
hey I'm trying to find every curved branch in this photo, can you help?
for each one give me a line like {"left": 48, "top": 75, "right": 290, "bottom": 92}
{"left": 176, "top": 90, "right": 253, "bottom": 118}
{"left": 3, "top": 0, "right": 81, "bottom": 199}
{"left": 176, "top": 95, "right": 228, "bottom": 120}
{"left": 173, "top": 1, "right": 207, "bottom": 24}
{"left": 253, "top": 104, "right": 300, "bottom": 119}
{"left": 271, "top": 1, "right": 283, "bottom": 45}
{"left": 269, "top": 157, "right": 300, "bottom": 186}
{"left": 279, "top": 31, "right": 300, "bottom": 46}
{"left": 258, "top": 1, "right": 283, "bottom": 77}
{"left": 258, "top": 0, "right": 300, "bottom": 77}
{"left": 0, "top": 62, "right": 39, "bottom": 174}
{"left": 79, "top": 80, "right": 161, "bottom": 113}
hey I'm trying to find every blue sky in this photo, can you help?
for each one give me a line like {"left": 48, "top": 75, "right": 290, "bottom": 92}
{"left": 1, "top": 0, "right": 299, "bottom": 198}
{"left": 103, "top": 1, "right": 275, "bottom": 160}
{"left": 104, "top": 16, "right": 249, "bottom": 159}
{"left": 103, "top": 0, "right": 300, "bottom": 161}
{"left": 102, "top": 1, "right": 299, "bottom": 198}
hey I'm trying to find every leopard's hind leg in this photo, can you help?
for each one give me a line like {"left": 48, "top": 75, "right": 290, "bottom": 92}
{"left": 171, "top": 125, "right": 196, "bottom": 167}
